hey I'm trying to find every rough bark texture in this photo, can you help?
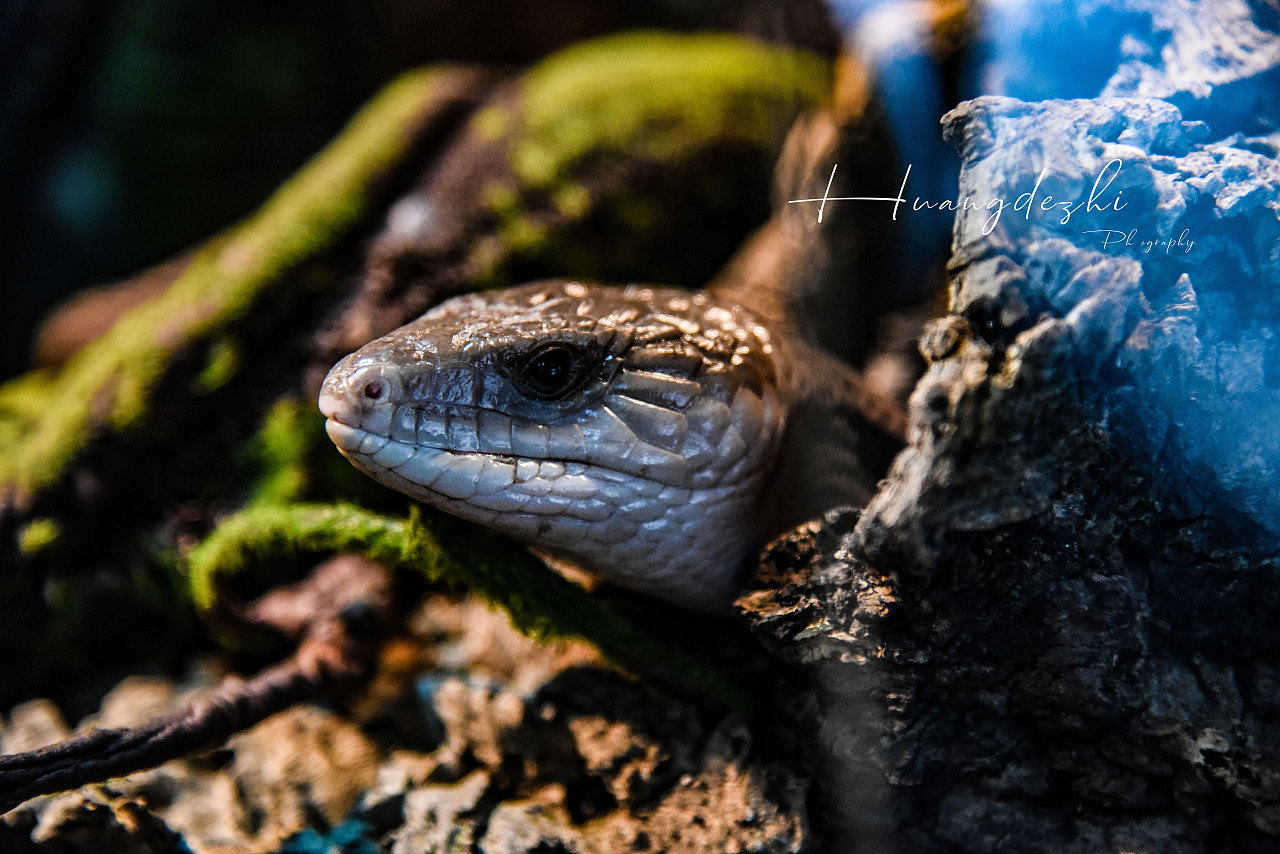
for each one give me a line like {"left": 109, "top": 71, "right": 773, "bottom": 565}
{"left": 738, "top": 92, "right": 1280, "bottom": 853}
{"left": 729, "top": 8, "right": 1280, "bottom": 849}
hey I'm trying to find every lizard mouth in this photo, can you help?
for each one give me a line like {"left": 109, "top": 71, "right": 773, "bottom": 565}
{"left": 325, "top": 418, "right": 518, "bottom": 466}
{"left": 324, "top": 418, "right": 383, "bottom": 457}
{"left": 321, "top": 416, "right": 709, "bottom": 522}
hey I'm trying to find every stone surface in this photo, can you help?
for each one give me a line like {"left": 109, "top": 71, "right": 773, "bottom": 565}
{"left": 479, "top": 798, "right": 585, "bottom": 854}
{"left": 0, "top": 701, "right": 70, "bottom": 756}
{"left": 581, "top": 719, "right": 810, "bottom": 854}
{"left": 226, "top": 705, "right": 381, "bottom": 848}
{"left": 387, "top": 770, "right": 491, "bottom": 854}
{"left": 355, "top": 595, "right": 810, "bottom": 854}
{"left": 735, "top": 92, "right": 1280, "bottom": 852}
{"left": 831, "top": 0, "right": 1280, "bottom": 309}
{"left": 28, "top": 798, "right": 189, "bottom": 854}
{"left": 937, "top": 95, "right": 1280, "bottom": 550}
{"left": 5, "top": 592, "right": 811, "bottom": 853}
{"left": 1098, "top": 0, "right": 1280, "bottom": 134}
{"left": 3, "top": 680, "right": 381, "bottom": 852}
{"left": 975, "top": 0, "right": 1280, "bottom": 131}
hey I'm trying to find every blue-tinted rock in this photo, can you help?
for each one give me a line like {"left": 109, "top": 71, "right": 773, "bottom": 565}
{"left": 839, "top": 1, "right": 1280, "bottom": 289}
{"left": 1100, "top": 0, "right": 1280, "bottom": 135}
{"left": 939, "top": 95, "right": 1280, "bottom": 544}
{"left": 974, "top": 0, "right": 1280, "bottom": 137}
{"left": 976, "top": 0, "right": 1150, "bottom": 100}
{"left": 773, "top": 91, "right": 1280, "bottom": 853}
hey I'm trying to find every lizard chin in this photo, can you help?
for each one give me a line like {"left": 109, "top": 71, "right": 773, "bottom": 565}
{"left": 321, "top": 417, "right": 754, "bottom": 613}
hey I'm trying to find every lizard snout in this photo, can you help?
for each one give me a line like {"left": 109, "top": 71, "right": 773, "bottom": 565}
{"left": 319, "top": 358, "right": 404, "bottom": 443}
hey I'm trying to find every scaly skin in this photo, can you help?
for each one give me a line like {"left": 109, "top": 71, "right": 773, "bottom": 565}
{"left": 320, "top": 279, "right": 892, "bottom": 611}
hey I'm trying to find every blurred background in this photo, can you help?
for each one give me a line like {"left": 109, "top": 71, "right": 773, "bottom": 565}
{"left": 2, "top": 0, "right": 373, "bottom": 379}
{"left": 0, "top": 0, "right": 845, "bottom": 379}
{"left": 6, "top": 0, "right": 1277, "bottom": 377}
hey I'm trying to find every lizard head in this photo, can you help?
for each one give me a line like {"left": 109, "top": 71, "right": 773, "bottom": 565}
{"left": 319, "top": 280, "right": 788, "bottom": 611}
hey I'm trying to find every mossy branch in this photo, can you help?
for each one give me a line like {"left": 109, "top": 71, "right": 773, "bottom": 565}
{"left": 0, "top": 67, "right": 461, "bottom": 503}
{"left": 0, "top": 35, "right": 829, "bottom": 508}
{"left": 188, "top": 502, "right": 747, "bottom": 709}
{"left": 514, "top": 31, "right": 831, "bottom": 187}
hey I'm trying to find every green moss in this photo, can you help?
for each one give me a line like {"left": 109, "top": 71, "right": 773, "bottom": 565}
{"left": 0, "top": 368, "right": 59, "bottom": 422}
{"left": 552, "top": 183, "right": 591, "bottom": 219}
{"left": 483, "top": 180, "right": 520, "bottom": 217}
{"left": 477, "top": 31, "right": 830, "bottom": 286}
{"left": 471, "top": 103, "right": 512, "bottom": 142}
{"left": 0, "top": 369, "right": 58, "bottom": 454}
{"left": 188, "top": 502, "right": 746, "bottom": 708}
{"left": 498, "top": 213, "right": 552, "bottom": 256}
{"left": 18, "top": 518, "right": 61, "bottom": 556}
{"left": 193, "top": 336, "right": 242, "bottom": 394}
{"left": 511, "top": 31, "right": 830, "bottom": 188}
{"left": 241, "top": 394, "right": 393, "bottom": 510}
{"left": 245, "top": 396, "right": 319, "bottom": 506}
{"left": 0, "top": 67, "right": 451, "bottom": 502}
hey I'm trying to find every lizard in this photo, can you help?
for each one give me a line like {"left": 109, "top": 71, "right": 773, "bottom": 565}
{"left": 319, "top": 278, "right": 906, "bottom": 612}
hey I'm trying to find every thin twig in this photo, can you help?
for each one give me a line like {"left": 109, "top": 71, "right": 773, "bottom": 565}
{"left": 0, "top": 556, "right": 393, "bottom": 814}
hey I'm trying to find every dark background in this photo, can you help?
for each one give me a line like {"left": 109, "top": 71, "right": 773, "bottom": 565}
{"left": 1, "top": 0, "right": 393, "bottom": 379}
{"left": 0, "top": 0, "right": 838, "bottom": 380}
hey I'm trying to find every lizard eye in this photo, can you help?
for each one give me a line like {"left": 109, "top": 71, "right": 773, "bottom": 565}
{"left": 513, "top": 343, "right": 590, "bottom": 400}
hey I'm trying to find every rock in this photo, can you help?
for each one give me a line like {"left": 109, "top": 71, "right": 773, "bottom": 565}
{"left": 0, "top": 808, "right": 40, "bottom": 854}
{"left": 226, "top": 705, "right": 381, "bottom": 847}
{"left": 358, "top": 750, "right": 440, "bottom": 837}
{"left": 362, "top": 598, "right": 810, "bottom": 854}
{"left": 1099, "top": 0, "right": 1280, "bottom": 134}
{"left": 565, "top": 712, "right": 678, "bottom": 808}
{"left": 2, "top": 678, "right": 385, "bottom": 853}
{"left": 735, "top": 92, "right": 1280, "bottom": 852}
{"left": 427, "top": 675, "right": 525, "bottom": 774}
{"left": 479, "top": 798, "right": 585, "bottom": 854}
{"left": 937, "top": 95, "right": 1280, "bottom": 551}
{"left": 584, "top": 719, "right": 811, "bottom": 854}
{"left": 740, "top": 8, "right": 1280, "bottom": 846}
{"left": 737, "top": 509, "right": 912, "bottom": 854}
{"left": 973, "top": 0, "right": 1280, "bottom": 136}
{"left": 69, "top": 674, "right": 246, "bottom": 854}
{"left": 410, "top": 595, "right": 601, "bottom": 693}
{"left": 122, "top": 761, "right": 244, "bottom": 854}
{"left": 2, "top": 677, "right": 240, "bottom": 854}
{"left": 0, "top": 592, "right": 810, "bottom": 853}
{"left": 28, "top": 797, "right": 188, "bottom": 854}
{"left": 828, "top": 0, "right": 1280, "bottom": 315}
{"left": 1, "top": 700, "right": 70, "bottom": 755}
{"left": 387, "top": 770, "right": 491, "bottom": 854}
{"left": 737, "top": 508, "right": 896, "bottom": 672}
{"left": 529, "top": 667, "right": 707, "bottom": 810}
